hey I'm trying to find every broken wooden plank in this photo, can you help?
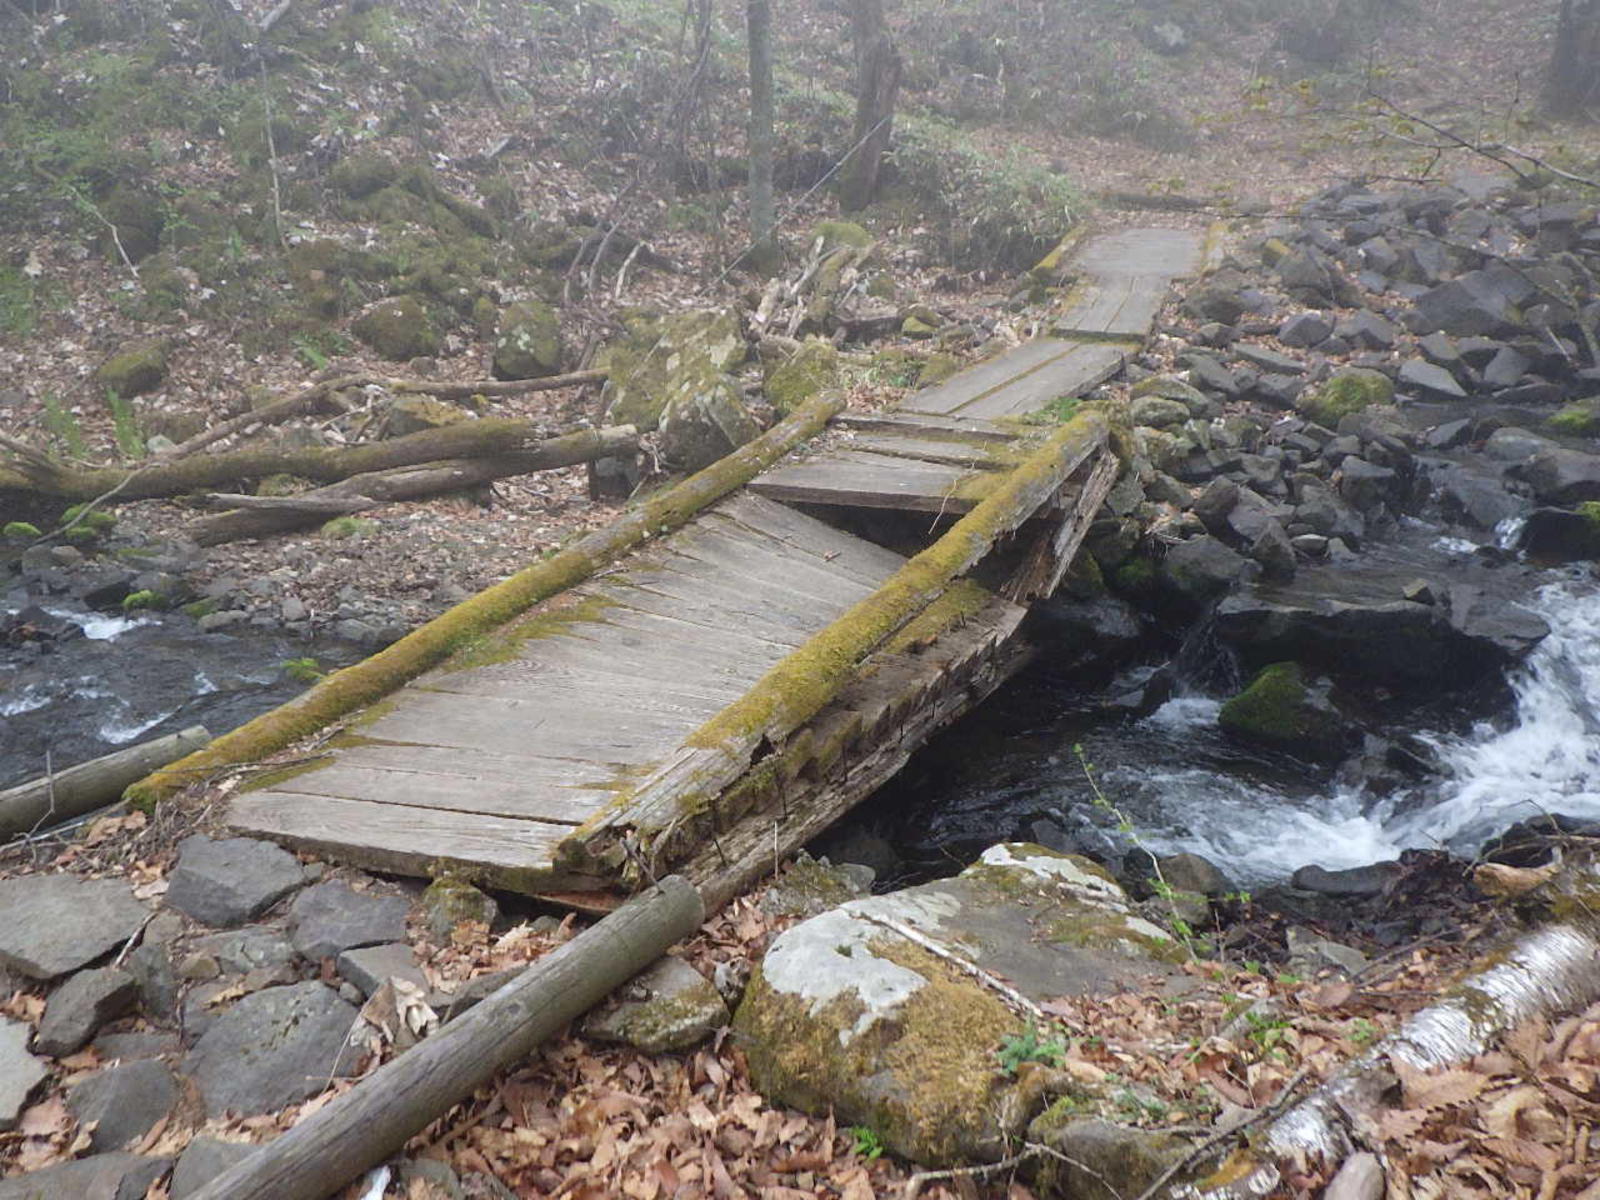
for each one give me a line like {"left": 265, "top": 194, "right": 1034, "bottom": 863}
{"left": 748, "top": 449, "right": 989, "bottom": 514}
{"left": 843, "top": 433, "right": 1018, "bottom": 469}
{"left": 832, "top": 409, "right": 1021, "bottom": 442}
{"left": 901, "top": 338, "right": 1074, "bottom": 415}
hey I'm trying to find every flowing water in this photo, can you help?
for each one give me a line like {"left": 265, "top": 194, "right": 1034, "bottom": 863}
{"left": 0, "top": 600, "right": 360, "bottom": 793}
{"left": 857, "top": 556, "right": 1600, "bottom": 888}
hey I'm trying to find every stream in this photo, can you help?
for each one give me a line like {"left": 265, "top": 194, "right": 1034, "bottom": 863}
{"left": 0, "top": 600, "right": 360, "bottom": 793}
{"left": 847, "top": 524, "right": 1600, "bottom": 889}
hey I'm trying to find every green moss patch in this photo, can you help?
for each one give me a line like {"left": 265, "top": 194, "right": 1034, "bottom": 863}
{"left": 1296, "top": 367, "right": 1393, "bottom": 428}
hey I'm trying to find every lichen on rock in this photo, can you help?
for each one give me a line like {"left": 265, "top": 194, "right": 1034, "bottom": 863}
{"left": 492, "top": 299, "right": 564, "bottom": 380}
{"left": 763, "top": 338, "right": 840, "bottom": 416}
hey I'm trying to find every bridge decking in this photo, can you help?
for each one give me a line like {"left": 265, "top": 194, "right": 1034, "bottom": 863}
{"left": 227, "top": 227, "right": 1205, "bottom": 903}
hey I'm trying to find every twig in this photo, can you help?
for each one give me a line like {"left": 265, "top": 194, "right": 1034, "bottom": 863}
{"left": 260, "top": 57, "right": 290, "bottom": 253}
{"left": 1131, "top": 1067, "right": 1311, "bottom": 1200}
{"left": 903, "top": 1148, "right": 1039, "bottom": 1199}
{"left": 112, "top": 910, "right": 157, "bottom": 970}
{"left": 612, "top": 240, "right": 643, "bottom": 302}
{"left": 853, "top": 910, "right": 1048, "bottom": 1023}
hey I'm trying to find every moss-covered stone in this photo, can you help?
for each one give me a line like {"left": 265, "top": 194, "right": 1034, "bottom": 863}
{"left": 329, "top": 154, "right": 401, "bottom": 199}
{"left": 96, "top": 339, "right": 171, "bottom": 398}
{"left": 100, "top": 183, "right": 165, "bottom": 263}
{"left": 598, "top": 308, "right": 748, "bottom": 431}
{"left": 386, "top": 397, "right": 471, "bottom": 436}
{"left": 1218, "top": 661, "right": 1354, "bottom": 763}
{"left": 420, "top": 876, "right": 498, "bottom": 942}
{"left": 584, "top": 956, "right": 729, "bottom": 1054}
{"left": 763, "top": 339, "right": 840, "bottom": 415}
{"left": 1025, "top": 1114, "right": 1191, "bottom": 1197}
{"left": 918, "top": 352, "right": 962, "bottom": 387}
{"left": 352, "top": 296, "right": 438, "bottom": 361}
{"left": 659, "top": 374, "right": 762, "bottom": 471}
{"left": 492, "top": 299, "right": 564, "bottom": 380}
{"left": 321, "top": 516, "right": 378, "bottom": 540}
{"left": 1296, "top": 367, "right": 1394, "bottom": 428}
{"left": 1547, "top": 402, "right": 1600, "bottom": 438}
{"left": 811, "top": 219, "right": 873, "bottom": 251}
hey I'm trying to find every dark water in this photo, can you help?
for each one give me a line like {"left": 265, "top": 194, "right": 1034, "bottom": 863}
{"left": 0, "top": 602, "right": 362, "bottom": 792}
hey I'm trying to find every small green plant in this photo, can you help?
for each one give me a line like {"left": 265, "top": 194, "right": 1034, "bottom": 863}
{"left": 1021, "top": 394, "right": 1081, "bottom": 425}
{"left": 107, "top": 389, "right": 145, "bottom": 458}
{"left": 281, "top": 656, "right": 325, "bottom": 683}
{"left": 1243, "top": 1009, "right": 1292, "bottom": 1057}
{"left": 1075, "top": 744, "right": 1200, "bottom": 959}
{"left": 122, "top": 589, "right": 162, "bottom": 611}
{"left": 847, "top": 1125, "right": 884, "bottom": 1160}
{"left": 1348, "top": 1017, "right": 1381, "bottom": 1048}
{"left": 1113, "top": 1086, "right": 1170, "bottom": 1124}
{"left": 2, "top": 521, "right": 41, "bottom": 541}
{"left": 996, "top": 1025, "right": 1069, "bottom": 1075}
{"left": 292, "top": 333, "right": 330, "bottom": 370}
{"left": 42, "top": 393, "right": 87, "bottom": 459}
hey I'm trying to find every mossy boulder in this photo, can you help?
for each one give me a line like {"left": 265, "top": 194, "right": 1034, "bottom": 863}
{"left": 1026, "top": 1114, "right": 1191, "bottom": 1197}
{"left": 811, "top": 219, "right": 873, "bottom": 251}
{"left": 598, "top": 308, "right": 747, "bottom": 431}
{"left": 919, "top": 352, "right": 962, "bottom": 387}
{"left": 658, "top": 374, "right": 762, "bottom": 472}
{"left": 582, "top": 956, "right": 729, "bottom": 1054}
{"left": 492, "top": 300, "right": 564, "bottom": 380}
{"left": 96, "top": 339, "right": 171, "bottom": 398}
{"left": 329, "top": 154, "right": 401, "bottom": 200}
{"left": 1547, "top": 401, "right": 1600, "bottom": 438}
{"left": 1218, "top": 662, "right": 1356, "bottom": 764}
{"left": 734, "top": 844, "right": 1182, "bottom": 1167}
{"left": 1296, "top": 367, "right": 1394, "bottom": 428}
{"left": 763, "top": 338, "right": 840, "bottom": 415}
{"left": 352, "top": 297, "right": 438, "bottom": 361}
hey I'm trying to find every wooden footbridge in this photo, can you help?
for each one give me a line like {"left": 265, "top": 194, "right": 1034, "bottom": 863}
{"left": 164, "top": 228, "right": 1205, "bottom": 909}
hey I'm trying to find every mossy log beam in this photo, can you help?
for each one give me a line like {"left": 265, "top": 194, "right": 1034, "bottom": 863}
{"left": 557, "top": 410, "right": 1107, "bottom": 882}
{"left": 168, "top": 368, "right": 608, "bottom": 460}
{"left": 187, "top": 876, "right": 704, "bottom": 1200}
{"left": 123, "top": 394, "right": 844, "bottom": 809}
{"left": 2, "top": 414, "right": 627, "bottom": 504}
{"left": 187, "top": 425, "right": 640, "bottom": 545}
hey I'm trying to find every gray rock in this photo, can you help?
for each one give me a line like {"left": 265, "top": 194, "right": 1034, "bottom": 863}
{"left": 1250, "top": 372, "right": 1306, "bottom": 409}
{"left": 1337, "top": 310, "right": 1399, "bottom": 350}
{"left": 1410, "top": 270, "right": 1525, "bottom": 337}
{"left": 584, "top": 956, "right": 729, "bottom": 1054}
{"left": 1157, "top": 853, "right": 1235, "bottom": 898}
{"left": 658, "top": 378, "right": 762, "bottom": 473}
{"left": 1519, "top": 507, "right": 1600, "bottom": 563}
{"left": 1278, "top": 311, "right": 1334, "bottom": 347}
{"left": 1337, "top": 457, "right": 1399, "bottom": 515}
{"left": 36, "top": 966, "right": 140, "bottom": 1056}
{"left": 289, "top": 880, "right": 411, "bottom": 961}
{"left": 1511, "top": 447, "right": 1600, "bottom": 505}
{"left": 759, "top": 852, "right": 875, "bottom": 919}
{"left": 67, "top": 1060, "right": 178, "bottom": 1152}
{"left": 1249, "top": 519, "right": 1297, "bottom": 581}
{"left": 1418, "top": 331, "right": 1462, "bottom": 367}
{"left": 1161, "top": 536, "right": 1250, "bottom": 603}
{"left": 1433, "top": 466, "right": 1528, "bottom": 531}
{"left": 186, "top": 981, "right": 360, "bottom": 1116}
{"left": 1324, "top": 1152, "right": 1385, "bottom": 1200}
{"left": 1233, "top": 342, "right": 1307, "bottom": 375}
{"left": 1291, "top": 862, "right": 1402, "bottom": 897}
{"left": 192, "top": 926, "right": 298, "bottom": 975}
{"left": 420, "top": 878, "right": 499, "bottom": 943}
{"left": 432, "top": 967, "right": 521, "bottom": 1023}
{"left": 197, "top": 609, "right": 248, "bottom": 632}
{"left": 1129, "top": 395, "right": 1190, "bottom": 429}
{"left": 0, "top": 1153, "right": 172, "bottom": 1200}
{"left": 0, "top": 875, "right": 148, "bottom": 980}
{"left": 1482, "top": 345, "right": 1532, "bottom": 390}
{"left": 1397, "top": 359, "right": 1467, "bottom": 398}
{"left": 171, "top": 1138, "right": 257, "bottom": 1199}
{"left": 1182, "top": 354, "right": 1239, "bottom": 397}
{"left": 1026, "top": 1116, "right": 1190, "bottom": 1199}
{"left": 1484, "top": 426, "right": 1556, "bottom": 463}
{"left": 0, "top": 1018, "right": 47, "bottom": 1131}
{"left": 166, "top": 835, "right": 305, "bottom": 927}
{"left": 337, "top": 943, "right": 429, "bottom": 998}
{"left": 1184, "top": 281, "right": 1248, "bottom": 325}
{"left": 1286, "top": 928, "right": 1369, "bottom": 977}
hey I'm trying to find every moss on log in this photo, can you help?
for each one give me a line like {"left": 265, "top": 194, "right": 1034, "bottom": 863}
{"left": 123, "top": 393, "right": 844, "bottom": 809}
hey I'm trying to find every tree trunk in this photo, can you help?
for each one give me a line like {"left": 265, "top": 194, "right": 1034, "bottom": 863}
{"left": 188, "top": 425, "right": 640, "bottom": 545}
{"left": 840, "top": 0, "right": 901, "bottom": 213}
{"left": 1548, "top": 0, "right": 1600, "bottom": 117}
{"left": 0, "top": 726, "right": 210, "bottom": 840}
{"left": 1, "top": 412, "right": 623, "bottom": 504}
{"left": 745, "top": 0, "right": 780, "bottom": 274}
{"left": 186, "top": 877, "right": 705, "bottom": 1200}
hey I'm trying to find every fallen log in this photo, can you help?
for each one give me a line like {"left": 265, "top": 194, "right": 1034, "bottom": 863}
{"left": 124, "top": 393, "right": 843, "bottom": 809}
{"left": 187, "top": 875, "right": 704, "bottom": 1200}
{"left": 0, "top": 726, "right": 210, "bottom": 841}
{"left": 1, "top": 416, "right": 630, "bottom": 504}
{"left": 168, "top": 368, "right": 607, "bottom": 459}
{"left": 188, "top": 424, "right": 639, "bottom": 545}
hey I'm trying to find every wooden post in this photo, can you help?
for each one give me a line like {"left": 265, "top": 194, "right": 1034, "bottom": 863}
{"left": 187, "top": 876, "right": 705, "bottom": 1200}
{"left": 0, "top": 726, "right": 210, "bottom": 840}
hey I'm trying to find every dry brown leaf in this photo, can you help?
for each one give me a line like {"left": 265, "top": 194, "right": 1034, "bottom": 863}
{"left": 1378, "top": 1107, "right": 1433, "bottom": 1141}
{"left": 1396, "top": 1063, "right": 1490, "bottom": 1110}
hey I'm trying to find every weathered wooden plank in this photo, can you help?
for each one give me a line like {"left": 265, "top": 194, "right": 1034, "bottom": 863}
{"left": 903, "top": 339, "right": 1073, "bottom": 415}
{"left": 420, "top": 663, "right": 731, "bottom": 720}
{"left": 1004, "top": 446, "right": 1122, "bottom": 602}
{"left": 844, "top": 434, "right": 1014, "bottom": 469}
{"left": 655, "top": 539, "right": 882, "bottom": 609}
{"left": 590, "top": 575, "right": 839, "bottom": 643}
{"left": 957, "top": 341, "right": 1131, "bottom": 420}
{"left": 667, "top": 520, "right": 905, "bottom": 598}
{"left": 597, "top": 600, "right": 810, "bottom": 654}
{"left": 230, "top": 792, "right": 596, "bottom": 890}
{"left": 252, "top": 763, "right": 612, "bottom": 825}
{"left": 517, "top": 628, "right": 772, "bottom": 688}
{"left": 361, "top": 692, "right": 697, "bottom": 762}
{"left": 1052, "top": 227, "right": 1206, "bottom": 339}
{"left": 329, "top": 742, "right": 637, "bottom": 787}
{"left": 748, "top": 449, "right": 986, "bottom": 513}
{"left": 708, "top": 494, "right": 908, "bottom": 580}
{"left": 423, "top": 655, "right": 744, "bottom": 708}
{"left": 832, "top": 410, "right": 1021, "bottom": 442}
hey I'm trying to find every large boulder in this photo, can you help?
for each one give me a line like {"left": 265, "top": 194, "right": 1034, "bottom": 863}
{"left": 492, "top": 299, "right": 564, "bottom": 380}
{"left": 734, "top": 844, "right": 1182, "bottom": 1167}
{"left": 763, "top": 338, "right": 840, "bottom": 415}
{"left": 351, "top": 296, "right": 439, "bottom": 361}
{"left": 1409, "top": 269, "right": 1528, "bottom": 337}
{"left": 96, "top": 339, "right": 171, "bottom": 399}
{"left": 658, "top": 374, "right": 762, "bottom": 472}
{"left": 598, "top": 308, "right": 747, "bottom": 431}
{"left": 1510, "top": 446, "right": 1600, "bottom": 505}
{"left": 1218, "top": 662, "right": 1358, "bottom": 764}
{"left": 0, "top": 876, "right": 148, "bottom": 981}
